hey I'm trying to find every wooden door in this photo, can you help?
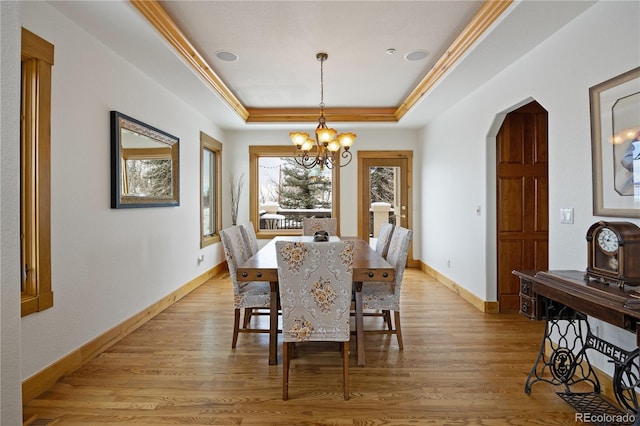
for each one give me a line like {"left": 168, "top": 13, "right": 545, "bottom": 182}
{"left": 497, "top": 101, "right": 549, "bottom": 313}
{"left": 358, "top": 151, "right": 415, "bottom": 266}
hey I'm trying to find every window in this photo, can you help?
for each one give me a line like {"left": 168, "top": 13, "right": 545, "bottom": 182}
{"left": 200, "top": 132, "right": 222, "bottom": 247}
{"left": 249, "top": 146, "right": 340, "bottom": 237}
{"left": 21, "top": 28, "right": 54, "bottom": 316}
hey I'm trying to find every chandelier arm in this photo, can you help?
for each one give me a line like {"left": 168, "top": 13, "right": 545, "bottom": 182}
{"left": 294, "top": 150, "right": 323, "bottom": 170}
{"left": 340, "top": 149, "right": 353, "bottom": 166}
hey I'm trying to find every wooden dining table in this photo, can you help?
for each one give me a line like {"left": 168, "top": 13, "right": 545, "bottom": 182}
{"left": 236, "top": 235, "right": 395, "bottom": 366}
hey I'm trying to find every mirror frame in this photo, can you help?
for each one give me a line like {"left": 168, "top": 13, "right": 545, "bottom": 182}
{"left": 110, "top": 111, "right": 180, "bottom": 208}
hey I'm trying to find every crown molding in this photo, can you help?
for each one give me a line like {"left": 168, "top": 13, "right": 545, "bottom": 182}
{"left": 396, "top": 0, "right": 513, "bottom": 121}
{"left": 130, "top": 0, "right": 513, "bottom": 124}
{"left": 245, "top": 107, "right": 399, "bottom": 123}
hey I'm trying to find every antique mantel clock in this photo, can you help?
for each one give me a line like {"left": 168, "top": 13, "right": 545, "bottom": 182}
{"left": 586, "top": 221, "right": 640, "bottom": 287}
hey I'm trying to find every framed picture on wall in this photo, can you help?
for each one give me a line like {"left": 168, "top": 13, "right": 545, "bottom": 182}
{"left": 590, "top": 67, "right": 640, "bottom": 217}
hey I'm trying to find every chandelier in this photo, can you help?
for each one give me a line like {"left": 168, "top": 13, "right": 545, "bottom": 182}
{"left": 290, "top": 53, "right": 356, "bottom": 169}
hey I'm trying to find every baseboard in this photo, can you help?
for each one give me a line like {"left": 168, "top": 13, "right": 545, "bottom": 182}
{"left": 419, "top": 261, "right": 499, "bottom": 313}
{"left": 22, "top": 263, "right": 226, "bottom": 404}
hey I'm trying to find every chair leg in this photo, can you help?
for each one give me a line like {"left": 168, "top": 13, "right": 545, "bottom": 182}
{"left": 394, "top": 310, "right": 403, "bottom": 350}
{"left": 283, "top": 342, "right": 290, "bottom": 400}
{"left": 243, "top": 308, "right": 252, "bottom": 328}
{"left": 232, "top": 309, "right": 241, "bottom": 349}
{"left": 343, "top": 341, "right": 350, "bottom": 400}
{"left": 383, "top": 310, "right": 392, "bottom": 330}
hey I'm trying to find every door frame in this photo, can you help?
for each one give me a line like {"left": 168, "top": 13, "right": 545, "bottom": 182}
{"left": 357, "top": 150, "right": 416, "bottom": 266}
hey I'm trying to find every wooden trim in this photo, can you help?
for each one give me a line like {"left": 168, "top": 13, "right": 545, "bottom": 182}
{"left": 129, "top": 0, "right": 248, "bottom": 121}
{"left": 21, "top": 28, "right": 54, "bottom": 65}
{"left": 245, "top": 107, "right": 398, "bottom": 123}
{"left": 357, "top": 151, "right": 414, "bottom": 263}
{"left": 21, "top": 264, "right": 226, "bottom": 403}
{"left": 357, "top": 150, "right": 414, "bottom": 160}
{"left": 131, "top": 0, "right": 512, "bottom": 124}
{"left": 200, "top": 132, "right": 223, "bottom": 248}
{"left": 395, "top": 0, "right": 513, "bottom": 120}
{"left": 21, "top": 28, "right": 54, "bottom": 316}
{"left": 420, "top": 261, "right": 499, "bottom": 313}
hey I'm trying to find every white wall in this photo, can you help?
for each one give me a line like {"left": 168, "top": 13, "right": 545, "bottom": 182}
{"left": 17, "top": 1, "right": 227, "bottom": 383}
{"left": 419, "top": 0, "right": 639, "bottom": 373}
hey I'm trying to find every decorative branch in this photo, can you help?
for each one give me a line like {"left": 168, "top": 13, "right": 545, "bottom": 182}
{"left": 230, "top": 173, "right": 245, "bottom": 225}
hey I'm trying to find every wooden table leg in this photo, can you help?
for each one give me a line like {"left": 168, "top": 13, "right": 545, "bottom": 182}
{"left": 269, "top": 281, "right": 278, "bottom": 365}
{"left": 355, "top": 281, "right": 365, "bottom": 366}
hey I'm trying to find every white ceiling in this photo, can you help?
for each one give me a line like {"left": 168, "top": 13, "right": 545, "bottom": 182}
{"left": 48, "top": 0, "right": 597, "bottom": 130}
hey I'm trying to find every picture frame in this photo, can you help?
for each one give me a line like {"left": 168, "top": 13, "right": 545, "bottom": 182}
{"left": 110, "top": 111, "right": 180, "bottom": 208}
{"left": 590, "top": 67, "right": 640, "bottom": 217}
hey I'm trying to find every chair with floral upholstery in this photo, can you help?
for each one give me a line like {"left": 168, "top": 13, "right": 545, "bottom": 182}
{"left": 302, "top": 217, "right": 338, "bottom": 236}
{"left": 375, "top": 222, "right": 395, "bottom": 259}
{"left": 276, "top": 240, "right": 354, "bottom": 400}
{"left": 238, "top": 221, "right": 269, "bottom": 323}
{"left": 239, "top": 222, "right": 259, "bottom": 256}
{"left": 220, "top": 225, "right": 271, "bottom": 349}
{"left": 361, "top": 226, "right": 413, "bottom": 349}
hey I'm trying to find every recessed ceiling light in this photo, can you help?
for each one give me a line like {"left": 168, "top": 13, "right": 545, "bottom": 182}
{"left": 216, "top": 51, "right": 238, "bottom": 62}
{"left": 404, "top": 50, "right": 429, "bottom": 62}
{"left": 386, "top": 48, "right": 396, "bottom": 55}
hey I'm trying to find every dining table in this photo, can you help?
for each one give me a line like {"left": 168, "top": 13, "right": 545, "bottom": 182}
{"left": 236, "top": 235, "right": 395, "bottom": 366}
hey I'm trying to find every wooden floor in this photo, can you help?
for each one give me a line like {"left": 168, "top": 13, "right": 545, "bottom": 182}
{"left": 24, "top": 269, "right": 589, "bottom": 425}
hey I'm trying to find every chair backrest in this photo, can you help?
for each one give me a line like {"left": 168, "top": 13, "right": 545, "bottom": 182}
{"left": 302, "top": 218, "right": 338, "bottom": 236}
{"left": 276, "top": 240, "right": 354, "bottom": 342}
{"left": 239, "top": 222, "right": 259, "bottom": 256}
{"left": 220, "top": 226, "right": 253, "bottom": 294}
{"left": 375, "top": 222, "right": 395, "bottom": 259}
{"left": 386, "top": 226, "right": 413, "bottom": 295}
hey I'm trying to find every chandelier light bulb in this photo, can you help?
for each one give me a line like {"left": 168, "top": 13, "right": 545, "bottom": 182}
{"left": 317, "top": 127, "right": 337, "bottom": 144}
{"left": 327, "top": 140, "right": 341, "bottom": 152}
{"left": 338, "top": 133, "right": 356, "bottom": 149}
{"left": 301, "top": 138, "right": 314, "bottom": 152}
{"left": 290, "top": 132, "right": 309, "bottom": 148}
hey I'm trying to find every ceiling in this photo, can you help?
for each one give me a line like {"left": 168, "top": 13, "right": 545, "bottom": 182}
{"left": 48, "top": 0, "right": 596, "bottom": 130}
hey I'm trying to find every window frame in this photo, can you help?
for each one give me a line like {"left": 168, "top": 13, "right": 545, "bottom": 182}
{"left": 20, "top": 28, "right": 54, "bottom": 317}
{"left": 249, "top": 145, "right": 341, "bottom": 238}
{"left": 200, "top": 132, "right": 222, "bottom": 248}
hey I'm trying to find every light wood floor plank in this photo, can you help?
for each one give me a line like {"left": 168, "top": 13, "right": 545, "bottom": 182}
{"left": 24, "top": 269, "right": 592, "bottom": 425}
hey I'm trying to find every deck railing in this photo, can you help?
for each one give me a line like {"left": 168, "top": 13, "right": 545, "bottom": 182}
{"left": 259, "top": 208, "right": 395, "bottom": 235}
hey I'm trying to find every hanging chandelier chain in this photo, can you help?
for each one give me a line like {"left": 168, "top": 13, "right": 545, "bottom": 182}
{"left": 319, "top": 53, "right": 325, "bottom": 111}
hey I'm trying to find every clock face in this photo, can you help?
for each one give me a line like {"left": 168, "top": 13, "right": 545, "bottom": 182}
{"left": 597, "top": 227, "right": 619, "bottom": 255}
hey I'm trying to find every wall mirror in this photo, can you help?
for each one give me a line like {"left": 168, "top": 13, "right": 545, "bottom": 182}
{"left": 110, "top": 111, "right": 179, "bottom": 208}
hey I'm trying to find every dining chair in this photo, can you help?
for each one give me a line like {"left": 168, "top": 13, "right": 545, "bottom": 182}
{"left": 276, "top": 240, "right": 354, "bottom": 400}
{"left": 220, "top": 226, "right": 271, "bottom": 349}
{"left": 302, "top": 217, "right": 338, "bottom": 236}
{"left": 238, "top": 221, "right": 270, "bottom": 324}
{"left": 375, "top": 222, "right": 395, "bottom": 258}
{"left": 239, "top": 222, "right": 259, "bottom": 256}
{"left": 361, "top": 225, "right": 413, "bottom": 349}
